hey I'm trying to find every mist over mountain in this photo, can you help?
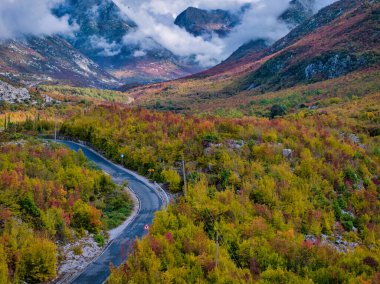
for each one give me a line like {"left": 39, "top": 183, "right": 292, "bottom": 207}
{"left": 0, "top": 1, "right": 379, "bottom": 284}
{"left": 121, "top": 0, "right": 379, "bottom": 113}
{"left": 0, "top": 0, "right": 338, "bottom": 88}
{"left": 174, "top": 7, "right": 242, "bottom": 40}
{"left": 174, "top": 0, "right": 318, "bottom": 64}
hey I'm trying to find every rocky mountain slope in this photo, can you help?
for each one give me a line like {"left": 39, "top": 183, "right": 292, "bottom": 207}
{"left": 0, "top": 0, "right": 199, "bottom": 88}
{"left": 0, "top": 36, "right": 118, "bottom": 88}
{"left": 200, "top": 0, "right": 317, "bottom": 75}
{"left": 124, "top": 0, "right": 380, "bottom": 110}
{"left": 54, "top": 0, "right": 199, "bottom": 84}
{"left": 241, "top": 0, "right": 380, "bottom": 91}
{"left": 0, "top": 80, "right": 30, "bottom": 104}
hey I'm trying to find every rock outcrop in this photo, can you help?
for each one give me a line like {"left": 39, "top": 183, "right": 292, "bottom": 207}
{"left": 0, "top": 80, "right": 30, "bottom": 104}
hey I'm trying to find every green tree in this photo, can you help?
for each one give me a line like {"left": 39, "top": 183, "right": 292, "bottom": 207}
{"left": 270, "top": 104, "right": 287, "bottom": 119}
{"left": 162, "top": 169, "right": 181, "bottom": 192}
{"left": 0, "top": 245, "right": 8, "bottom": 284}
{"left": 259, "top": 268, "right": 312, "bottom": 284}
{"left": 77, "top": 149, "right": 87, "bottom": 166}
{"left": 20, "top": 238, "right": 57, "bottom": 283}
{"left": 72, "top": 200, "right": 102, "bottom": 233}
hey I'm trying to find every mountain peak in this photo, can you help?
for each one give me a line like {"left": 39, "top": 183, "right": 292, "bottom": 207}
{"left": 174, "top": 7, "right": 240, "bottom": 39}
{"left": 280, "top": 0, "right": 315, "bottom": 28}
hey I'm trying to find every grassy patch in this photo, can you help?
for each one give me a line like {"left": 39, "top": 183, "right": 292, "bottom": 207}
{"left": 101, "top": 190, "right": 133, "bottom": 230}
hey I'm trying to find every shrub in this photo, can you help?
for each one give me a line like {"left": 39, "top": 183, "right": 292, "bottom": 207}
{"left": 270, "top": 104, "right": 287, "bottom": 119}
{"left": 20, "top": 238, "right": 57, "bottom": 283}
{"left": 72, "top": 245, "right": 83, "bottom": 256}
{"left": 162, "top": 169, "right": 181, "bottom": 192}
{"left": 94, "top": 234, "right": 105, "bottom": 247}
{"left": 72, "top": 200, "right": 102, "bottom": 234}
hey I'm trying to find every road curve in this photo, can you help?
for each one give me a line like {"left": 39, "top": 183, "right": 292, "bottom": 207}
{"left": 58, "top": 141, "right": 163, "bottom": 284}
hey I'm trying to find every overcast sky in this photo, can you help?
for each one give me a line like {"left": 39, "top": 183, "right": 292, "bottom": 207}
{"left": 0, "top": 0, "right": 337, "bottom": 66}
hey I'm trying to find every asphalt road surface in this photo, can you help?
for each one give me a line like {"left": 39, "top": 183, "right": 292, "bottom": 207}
{"left": 58, "top": 141, "right": 163, "bottom": 284}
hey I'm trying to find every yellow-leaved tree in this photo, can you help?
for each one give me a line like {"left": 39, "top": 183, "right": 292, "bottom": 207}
{"left": 20, "top": 238, "right": 57, "bottom": 283}
{"left": 162, "top": 169, "right": 181, "bottom": 192}
{"left": 0, "top": 244, "right": 8, "bottom": 284}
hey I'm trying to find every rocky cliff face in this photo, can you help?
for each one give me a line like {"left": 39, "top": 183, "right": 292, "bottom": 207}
{"left": 53, "top": 0, "right": 135, "bottom": 61}
{"left": 304, "top": 53, "right": 368, "bottom": 80}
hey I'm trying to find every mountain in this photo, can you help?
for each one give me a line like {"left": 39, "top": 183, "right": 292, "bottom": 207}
{"left": 174, "top": 7, "right": 241, "bottom": 39}
{"left": 0, "top": 0, "right": 200, "bottom": 89}
{"left": 124, "top": 0, "right": 380, "bottom": 110}
{"left": 280, "top": 0, "right": 315, "bottom": 28}
{"left": 0, "top": 36, "right": 119, "bottom": 88}
{"left": 185, "top": 0, "right": 317, "bottom": 77}
{"left": 241, "top": 0, "right": 379, "bottom": 91}
{"left": 197, "top": 0, "right": 378, "bottom": 86}
{"left": 54, "top": 0, "right": 199, "bottom": 84}
{"left": 174, "top": 0, "right": 314, "bottom": 42}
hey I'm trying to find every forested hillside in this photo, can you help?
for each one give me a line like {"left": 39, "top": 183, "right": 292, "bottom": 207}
{"left": 0, "top": 0, "right": 379, "bottom": 283}
{"left": 57, "top": 91, "right": 380, "bottom": 283}
{"left": 0, "top": 138, "right": 132, "bottom": 283}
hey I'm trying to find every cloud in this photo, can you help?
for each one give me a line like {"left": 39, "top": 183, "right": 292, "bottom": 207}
{"left": 0, "top": 0, "right": 337, "bottom": 66}
{"left": 114, "top": 0, "right": 292, "bottom": 66}
{"left": 0, "top": 0, "right": 74, "bottom": 40}
{"left": 114, "top": 0, "right": 338, "bottom": 66}
{"left": 222, "top": 0, "right": 290, "bottom": 57}
{"left": 133, "top": 50, "right": 147, "bottom": 57}
{"left": 89, "top": 36, "right": 123, "bottom": 57}
{"left": 121, "top": 12, "right": 225, "bottom": 66}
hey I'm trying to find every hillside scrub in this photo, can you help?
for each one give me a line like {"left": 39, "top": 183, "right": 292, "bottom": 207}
{"left": 0, "top": 139, "right": 132, "bottom": 282}
{"left": 38, "top": 85, "right": 133, "bottom": 104}
{"left": 57, "top": 94, "right": 380, "bottom": 283}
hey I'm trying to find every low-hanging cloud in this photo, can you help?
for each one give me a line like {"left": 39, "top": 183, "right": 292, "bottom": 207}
{"left": 0, "top": 0, "right": 74, "bottom": 40}
{"left": 0, "top": 0, "right": 338, "bottom": 66}
{"left": 89, "top": 36, "right": 123, "bottom": 57}
{"left": 114, "top": 0, "right": 337, "bottom": 67}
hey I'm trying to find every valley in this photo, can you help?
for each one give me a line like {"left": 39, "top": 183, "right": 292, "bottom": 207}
{"left": 0, "top": 0, "right": 379, "bottom": 283}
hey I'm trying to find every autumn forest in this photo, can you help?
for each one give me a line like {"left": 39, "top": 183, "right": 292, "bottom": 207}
{"left": 0, "top": 0, "right": 380, "bottom": 283}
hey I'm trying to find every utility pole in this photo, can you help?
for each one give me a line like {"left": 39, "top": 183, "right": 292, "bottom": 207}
{"left": 215, "top": 230, "right": 219, "bottom": 269}
{"left": 54, "top": 114, "right": 57, "bottom": 141}
{"left": 182, "top": 155, "right": 187, "bottom": 196}
{"left": 7, "top": 114, "right": 10, "bottom": 131}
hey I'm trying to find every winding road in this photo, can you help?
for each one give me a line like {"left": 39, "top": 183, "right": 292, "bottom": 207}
{"left": 58, "top": 141, "right": 164, "bottom": 284}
